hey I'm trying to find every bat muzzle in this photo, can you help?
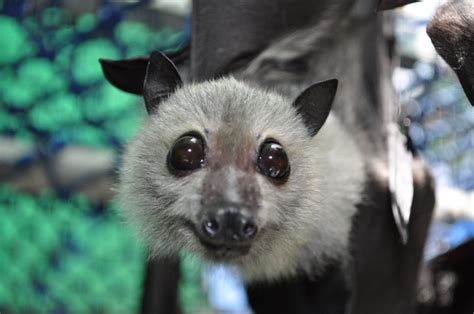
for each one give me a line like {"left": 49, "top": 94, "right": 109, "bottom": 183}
{"left": 196, "top": 204, "right": 258, "bottom": 256}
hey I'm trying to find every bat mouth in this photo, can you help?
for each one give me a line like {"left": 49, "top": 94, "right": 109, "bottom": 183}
{"left": 184, "top": 220, "right": 252, "bottom": 260}
{"left": 200, "top": 240, "right": 251, "bottom": 260}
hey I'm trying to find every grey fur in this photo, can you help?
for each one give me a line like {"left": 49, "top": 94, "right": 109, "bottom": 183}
{"left": 119, "top": 77, "right": 366, "bottom": 281}
{"left": 117, "top": 7, "right": 397, "bottom": 282}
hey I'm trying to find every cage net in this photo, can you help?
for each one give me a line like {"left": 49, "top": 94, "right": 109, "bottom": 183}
{"left": 0, "top": 1, "right": 207, "bottom": 313}
{"left": 0, "top": 186, "right": 144, "bottom": 313}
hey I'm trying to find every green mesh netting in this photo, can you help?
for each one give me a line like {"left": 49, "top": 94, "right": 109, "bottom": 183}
{"left": 0, "top": 186, "right": 208, "bottom": 313}
{"left": 0, "top": 186, "right": 145, "bottom": 313}
{"left": 0, "top": 6, "right": 207, "bottom": 313}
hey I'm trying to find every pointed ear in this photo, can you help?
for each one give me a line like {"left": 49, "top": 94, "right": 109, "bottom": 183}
{"left": 99, "top": 57, "right": 149, "bottom": 95}
{"left": 377, "top": 0, "right": 419, "bottom": 11}
{"left": 143, "top": 51, "right": 183, "bottom": 114}
{"left": 293, "top": 79, "right": 338, "bottom": 137}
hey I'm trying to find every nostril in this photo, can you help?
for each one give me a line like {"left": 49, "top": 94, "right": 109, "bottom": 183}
{"left": 203, "top": 218, "right": 220, "bottom": 237}
{"left": 242, "top": 221, "right": 257, "bottom": 239}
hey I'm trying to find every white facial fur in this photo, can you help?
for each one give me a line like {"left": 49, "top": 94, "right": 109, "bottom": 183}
{"left": 118, "top": 77, "right": 366, "bottom": 282}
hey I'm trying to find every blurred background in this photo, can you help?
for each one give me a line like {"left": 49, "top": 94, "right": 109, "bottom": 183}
{"left": 0, "top": 0, "right": 472, "bottom": 313}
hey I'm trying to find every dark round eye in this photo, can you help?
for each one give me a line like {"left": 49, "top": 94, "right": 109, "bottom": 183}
{"left": 257, "top": 141, "right": 290, "bottom": 180}
{"left": 168, "top": 134, "right": 205, "bottom": 173}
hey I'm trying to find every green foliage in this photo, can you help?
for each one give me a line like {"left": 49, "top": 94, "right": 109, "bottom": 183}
{"left": 0, "top": 9, "right": 184, "bottom": 146}
{"left": 82, "top": 84, "right": 137, "bottom": 122}
{"left": 29, "top": 92, "right": 82, "bottom": 131}
{"left": 41, "top": 7, "right": 65, "bottom": 27}
{"left": 0, "top": 16, "right": 37, "bottom": 65}
{"left": 180, "top": 251, "right": 209, "bottom": 312}
{"left": 115, "top": 21, "right": 153, "bottom": 50}
{"left": 1, "top": 58, "right": 66, "bottom": 110}
{"left": 75, "top": 13, "right": 97, "bottom": 33}
{"left": 72, "top": 39, "right": 121, "bottom": 85}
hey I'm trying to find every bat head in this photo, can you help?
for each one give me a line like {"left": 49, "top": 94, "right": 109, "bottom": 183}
{"left": 102, "top": 51, "right": 350, "bottom": 280}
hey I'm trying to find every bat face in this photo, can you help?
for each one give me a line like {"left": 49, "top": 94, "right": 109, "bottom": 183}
{"left": 118, "top": 77, "right": 348, "bottom": 279}
{"left": 108, "top": 52, "right": 364, "bottom": 280}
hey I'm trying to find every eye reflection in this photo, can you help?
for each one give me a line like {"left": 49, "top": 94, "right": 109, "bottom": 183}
{"left": 257, "top": 141, "right": 290, "bottom": 180}
{"left": 168, "top": 134, "right": 205, "bottom": 173}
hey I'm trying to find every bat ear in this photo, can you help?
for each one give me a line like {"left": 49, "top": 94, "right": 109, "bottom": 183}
{"left": 99, "top": 51, "right": 183, "bottom": 114}
{"left": 292, "top": 79, "right": 338, "bottom": 137}
{"left": 377, "top": 0, "right": 419, "bottom": 11}
{"left": 142, "top": 51, "right": 183, "bottom": 114}
{"left": 99, "top": 57, "right": 149, "bottom": 95}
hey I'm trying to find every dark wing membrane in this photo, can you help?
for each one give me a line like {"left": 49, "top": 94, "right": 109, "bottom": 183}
{"left": 427, "top": 0, "right": 474, "bottom": 106}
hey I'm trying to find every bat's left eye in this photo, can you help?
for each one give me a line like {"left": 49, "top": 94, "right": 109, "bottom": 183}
{"left": 257, "top": 140, "right": 290, "bottom": 181}
{"left": 168, "top": 134, "right": 205, "bottom": 173}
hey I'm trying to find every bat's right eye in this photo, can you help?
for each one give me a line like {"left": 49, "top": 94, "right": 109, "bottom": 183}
{"left": 257, "top": 140, "right": 290, "bottom": 182}
{"left": 168, "top": 134, "right": 206, "bottom": 174}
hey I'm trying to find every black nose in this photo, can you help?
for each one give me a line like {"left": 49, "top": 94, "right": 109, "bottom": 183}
{"left": 199, "top": 208, "right": 258, "bottom": 246}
